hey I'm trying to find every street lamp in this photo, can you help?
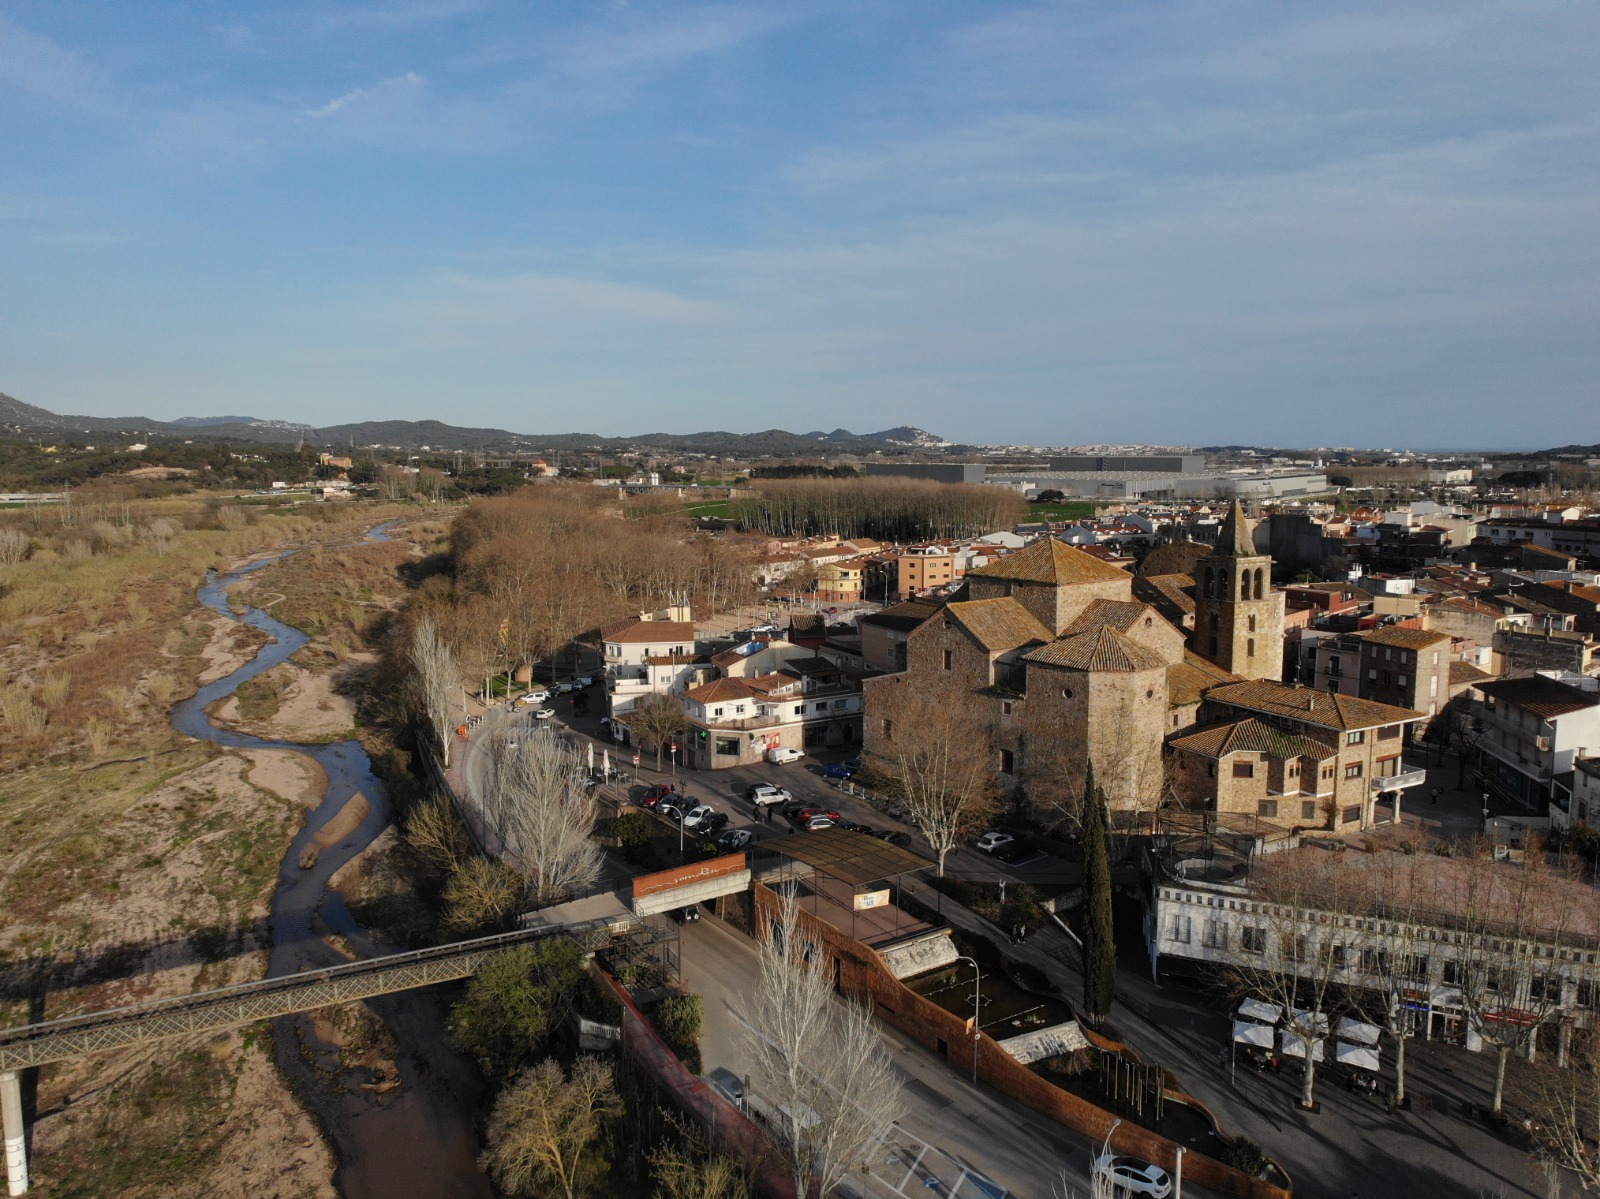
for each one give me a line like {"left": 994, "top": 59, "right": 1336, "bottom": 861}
{"left": 955, "top": 954, "right": 982, "bottom": 1085}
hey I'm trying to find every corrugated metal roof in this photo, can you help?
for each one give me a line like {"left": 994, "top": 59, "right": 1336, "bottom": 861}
{"left": 758, "top": 827, "right": 930, "bottom": 886}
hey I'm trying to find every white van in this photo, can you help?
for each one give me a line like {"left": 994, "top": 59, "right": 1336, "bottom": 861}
{"left": 765, "top": 747, "right": 804, "bottom": 765}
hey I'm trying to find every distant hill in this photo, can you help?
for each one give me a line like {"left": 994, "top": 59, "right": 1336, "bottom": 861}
{"left": 0, "top": 392, "right": 956, "bottom": 458}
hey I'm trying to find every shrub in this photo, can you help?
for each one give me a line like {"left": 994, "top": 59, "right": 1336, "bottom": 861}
{"left": 449, "top": 940, "right": 587, "bottom": 1077}
{"left": 655, "top": 994, "right": 702, "bottom": 1054}
{"left": 612, "top": 811, "right": 653, "bottom": 847}
{"left": 1223, "top": 1136, "right": 1268, "bottom": 1176}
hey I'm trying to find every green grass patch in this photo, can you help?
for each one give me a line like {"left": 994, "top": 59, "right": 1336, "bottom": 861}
{"left": 1027, "top": 501, "right": 1097, "bottom": 520}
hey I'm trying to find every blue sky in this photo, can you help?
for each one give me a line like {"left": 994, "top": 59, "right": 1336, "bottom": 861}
{"left": 1, "top": 1, "right": 1595, "bottom": 448}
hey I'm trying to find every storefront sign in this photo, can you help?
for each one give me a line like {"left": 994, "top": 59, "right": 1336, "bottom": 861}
{"left": 854, "top": 889, "right": 891, "bottom": 911}
{"left": 633, "top": 854, "right": 748, "bottom": 901}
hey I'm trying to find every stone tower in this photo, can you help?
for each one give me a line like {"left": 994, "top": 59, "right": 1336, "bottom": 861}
{"left": 1192, "top": 501, "right": 1283, "bottom": 681}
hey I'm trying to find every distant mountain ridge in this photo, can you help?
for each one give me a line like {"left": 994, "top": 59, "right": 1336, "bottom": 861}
{"left": 0, "top": 392, "right": 956, "bottom": 457}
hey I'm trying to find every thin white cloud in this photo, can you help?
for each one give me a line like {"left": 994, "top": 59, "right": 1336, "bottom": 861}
{"left": 305, "top": 71, "right": 427, "bottom": 119}
{"left": 0, "top": 15, "right": 117, "bottom": 112}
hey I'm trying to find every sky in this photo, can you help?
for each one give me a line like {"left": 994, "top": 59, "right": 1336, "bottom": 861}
{"left": 1, "top": 1, "right": 1596, "bottom": 449}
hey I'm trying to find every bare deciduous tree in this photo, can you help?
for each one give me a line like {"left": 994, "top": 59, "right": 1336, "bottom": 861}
{"left": 631, "top": 693, "right": 689, "bottom": 772}
{"left": 868, "top": 677, "right": 999, "bottom": 875}
{"left": 745, "top": 892, "right": 904, "bottom": 1199}
{"left": 1217, "top": 853, "right": 1357, "bottom": 1109}
{"left": 1512, "top": 1025, "right": 1600, "bottom": 1189}
{"left": 1345, "top": 850, "right": 1434, "bottom": 1106}
{"left": 481, "top": 1056, "right": 621, "bottom": 1199}
{"left": 491, "top": 732, "right": 603, "bottom": 905}
{"left": 649, "top": 1142, "right": 751, "bottom": 1199}
{"left": 409, "top": 614, "right": 460, "bottom": 767}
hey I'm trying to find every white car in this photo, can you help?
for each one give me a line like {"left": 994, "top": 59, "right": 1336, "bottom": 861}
{"left": 745, "top": 784, "right": 792, "bottom": 807}
{"left": 748, "top": 623, "right": 782, "bottom": 636}
{"left": 575, "top": 675, "right": 596, "bottom": 688}
{"left": 975, "top": 831, "right": 1015, "bottom": 854}
{"left": 681, "top": 805, "right": 717, "bottom": 830}
{"left": 1091, "top": 1155, "right": 1172, "bottom": 1199}
{"left": 531, "top": 707, "right": 557, "bottom": 721}
{"left": 766, "top": 747, "right": 804, "bottom": 765}
{"left": 518, "top": 689, "right": 551, "bottom": 705}
{"left": 554, "top": 681, "right": 578, "bottom": 694}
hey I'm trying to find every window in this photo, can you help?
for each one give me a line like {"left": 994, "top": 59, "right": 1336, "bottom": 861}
{"left": 1241, "top": 927, "right": 1267, "bottom": 955}
{"left": 942, "top": 649, "right": 953, "bottom": 671}
{"left": 1405, "top": 955, "right": 1430, "bottom": 981}
{"left": 715, "top": 737, "right": 739, "bottom": 756}
{"left": 1322, "top": 765, "right": 1334, "bottom": 780}
{"left": 1248, "top": 614, "right": 1257, "bottom": 633}
{"left": 1347, "top": 730, "right": 1366, "bottom": 745}
{"left": 1233, "top": 761, "right": 1255, "bottom": 778}
{"left": 1302, "top": 800, "right": 1319, "bottom": 821}
{"left": 1207, "top": 763, "right": 1217, "bottom": 777}
{"left": 1247, "top": 638, "right": 1255, "bottom": 658}
{"left": 713, "top": 706, "right": 724, "bottom": 717}
{"left": 1202, "top": 920, "right": 1228, "bottom": 949}
{"left": 881, "top": 719, "right": 893, "bottom": 741}
{"left": 1398, "top": 674, "right": 1408, "bottom": 687}
{"left": 1345, "top": 762, "right": 1364, "bottom": 779}
{"left": 1169, "top": 914, "right": 1191, "bottom": 944}
{"left": 999, "top": 749, "right": 1015, "bottom": 774}
{"left": 1258, "top": 799, "right": 1278, "bottom": 818}
{"left": 1332, "top": 945, "right": 1348, "bottom": 970}
{"left": 1342, "top": 804, "right": 1362, "bottom": 824}
{"left": 1287, "top": 763, "right": 1299, "bottom": 778}
{"left": 1001, "top": 700, "right": 1014, "bottom": 716}
{"left": 1443, "top": 960, "right": 1462, "bottom": 986}
{"left": 1209, "top": 636, "right": 1219, "bottom": 657}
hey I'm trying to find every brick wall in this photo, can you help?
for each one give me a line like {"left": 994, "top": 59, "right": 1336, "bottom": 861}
{"left": 752, "top": 884, "right": 1291, "bottom": 1199}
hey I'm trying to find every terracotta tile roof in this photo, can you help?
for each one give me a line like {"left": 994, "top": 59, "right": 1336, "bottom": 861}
{"left": 1429, "top": 597, "right": 1506, "bottom": 619}
{"left": 965, "top": 536, "right": 1131, "bottom": 586}
{"left": 1170, "top": 718, "right": 1336, "bottom": 761}
{"left": 1207, "top": 680, "right": 1425, "bottom": 730}
{"left": 944, "top": 598, "right": 1053, "bottom": 653}
{"left": 1023, "top": 627, "right": 1168, "bottom": 673}
{"left": 745, "top": 672, "right": 800, "bottom": 694}
{"left": 711, "top": 646, "right": 748, "bottom": 667}
{"left": 1360, "top": 627, "right": 1450, "bottom": 651}
{"left": 1167, "top": 652, "right": 1240, "bottom": 707}
{"left": 1449, "top": 661, "right": 1494, "bottom": 686}
{"left": 861, "top": 600, "right": 941, "bottom": 633}
{"left": 605, "top": 620, "right": 697, "bottom": 644}
{"left": 1477, "top": 677, "right": 1600, "bottom": 719}
{"left": 1134, "top": 573, "right": 1197, "bottom": 616}
{"left": 683, "top": 677, "right": 761, "bottom": 704}
{"left": 1065, "top": 598, "right": 1152, "bottom": 635}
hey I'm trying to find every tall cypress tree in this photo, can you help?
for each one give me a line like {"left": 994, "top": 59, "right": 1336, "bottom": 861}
{"left": 1080, "top": 763, "right": 1117, "bottom": 1023}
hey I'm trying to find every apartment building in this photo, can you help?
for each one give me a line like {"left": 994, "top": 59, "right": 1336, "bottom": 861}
{"left": 680, "top": 656, "right": 863, "bottom": 769}
{"left": 1474, "top": 676, "right": 1600, "bottom": 816}
{"left": 602, "top": 606, "right": 700, "bottom": 715}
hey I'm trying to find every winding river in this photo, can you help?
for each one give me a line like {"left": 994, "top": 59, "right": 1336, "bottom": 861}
{"left": 170, "top": 523, "right": 491, "bottom": 1198}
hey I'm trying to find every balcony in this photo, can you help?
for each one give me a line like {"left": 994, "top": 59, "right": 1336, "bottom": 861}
{"left": 1371, "top": 767, "right": 1427, "bottom": 793}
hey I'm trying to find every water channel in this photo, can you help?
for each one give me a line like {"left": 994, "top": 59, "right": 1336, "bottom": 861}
{"left": 169, "top": 523, "right": 490, "bottom": 1198}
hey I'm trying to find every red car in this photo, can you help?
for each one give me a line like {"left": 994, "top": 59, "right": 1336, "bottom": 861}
{"left": 795, "top": 807, "right": 841, "bottom": 824}
{"left": 641, "top": 784, "right": 677, "bottom": 810}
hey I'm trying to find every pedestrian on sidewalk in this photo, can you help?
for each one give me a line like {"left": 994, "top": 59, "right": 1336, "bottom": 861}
{"left": 1431, "top": 787, "right": 1440, "bottom": 805}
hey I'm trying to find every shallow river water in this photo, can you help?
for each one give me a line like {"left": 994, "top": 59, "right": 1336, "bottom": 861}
{"left": 170, "top": 524, "right": 490, "bottom": 1198}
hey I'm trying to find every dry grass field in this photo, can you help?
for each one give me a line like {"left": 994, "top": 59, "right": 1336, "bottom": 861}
{"left": 0, "top": 493, "right": 443, "bottom": 1198}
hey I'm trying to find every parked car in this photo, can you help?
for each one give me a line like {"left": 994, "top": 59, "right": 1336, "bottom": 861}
{"left": 975, "top": 831, "right": 1015, "bottom": 855}
{"left": 681, "top": 804, "right": 718, "bottom": 830}
{"left": 658, "top": 801, "right": 687, "bottom": 823}
{"left": 745, "top": 784, "right": 792, "bottom": 806}
{"left": 531, "top": 707, "right": 557, "bottom": 721}
{"left": 748, "top": 623, "right": 782, "bottom": 635}
{"left": 836, "top": 820, "right": 873, "bottom": 834}
{"left": 716, "top": 828, "right": 754, "bottom": 851}
{"left": 993, "top": 838, "right": 1034, "bottom": 864}
{"left": 518, "top": 689, "right": 552, "bottom": 705}
{"left": 766, "top": 747, "right": 804, "bottom": 765}
{"left": 554, "top": 681, "right": 578, "bottom": 694}
{"left": 874, "top": 829, "right": 913, "bottom": 847}
{"left": 821, "top": 762, "right": 856, "bottom": 780}
{"left": 1091, "top": 1155, "right": 1172, "bottom": 1198}
{"left": 668, "top": 906, "right": 701, "bottom": 924}
{"left": 697, "top": 812, "right": 730, "bottom": 834}
{"left": 641, "top": 784, "right": 677, "bottom": 810}
{"left": 795, "top": 807, "right": 841, "bottom": 824}
{"left": 575, "top": 675, "right": 596, "bottom": 688}
{"left": 780, "top": 798, "right": 815, "bottom": 819}
{"left": 803, "top": 815, "right": 835, "bottom": 831}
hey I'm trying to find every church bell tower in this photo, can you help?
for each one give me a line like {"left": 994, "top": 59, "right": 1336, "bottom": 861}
{"left": 1193, "top": 500, "right": 1283, "bottom": 681}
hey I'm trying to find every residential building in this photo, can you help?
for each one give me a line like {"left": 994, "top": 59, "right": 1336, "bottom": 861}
{"left": 1169, "top": 681, "right": 1427, "bottom": 831}
{"left": 602, "top": 605, "right": 700, "bottom": 715}
{"left": 1570, "top": 758, "right": 1600, "bottom": 831}
{"left": 817, "top": 557, "right": 867, "bottom": 604}
{"left": 859, "top": 600, "right": 940, "bottom": 674}
{"left": 897, "top": 545, "right": 959, "bottom": 598}
{"left": 680, "top": 655, "right": 863, "bottom": 769}
{"left": 1474, "top": 676, "right": 1600, "bottom": 815}
{"left": 1357, "top": 627, "right": 1452, "bottom": 728}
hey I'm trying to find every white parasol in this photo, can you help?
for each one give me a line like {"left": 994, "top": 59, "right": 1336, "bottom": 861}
{"left": 602, "top": 748, "right": 611, "bottom": 780}
{"left": 587, "top": 741, "right": 595, "bottom": 774}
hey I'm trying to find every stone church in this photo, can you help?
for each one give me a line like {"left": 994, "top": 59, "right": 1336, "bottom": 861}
{"left": 862, "top": 500, "right": 1286, "bottom": 817}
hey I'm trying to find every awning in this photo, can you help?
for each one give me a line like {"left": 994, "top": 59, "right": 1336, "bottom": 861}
{"left": 1337, "top": 1017, "right": 1381, "bottom": 1046}
{"left": 1238, "top": 998, "right": 1283, "bottom": 1024}
{"left": 1290, "top": 1008, "right": 1331, "bottom": 1035}
{"left": 1337, "top": 1041, "right": 1381, "bottom": 1072}
{"left": 1280, "top": 1030, "right": 1325, "bottom": 1061}
{"left": 1233, "top": 1020, "right": 1275, "bottom": 1048}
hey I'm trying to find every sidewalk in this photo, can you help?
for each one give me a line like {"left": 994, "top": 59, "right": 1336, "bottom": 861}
{"left": 923, "top": 880, "right": 1546, "bottom": 1199}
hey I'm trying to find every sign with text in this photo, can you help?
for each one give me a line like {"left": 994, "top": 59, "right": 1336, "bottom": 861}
{"left": 632, "top": 854, "right": 749, "bottom": 901}
{"left": 853, "top": 889, "right": 891, "bottom": 911}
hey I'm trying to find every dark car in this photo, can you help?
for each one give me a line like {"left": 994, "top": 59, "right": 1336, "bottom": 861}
{"left": 668, "top": 906, "right": 701, "bottom": 924}
{"left": 695, "top": 812, "right": 730, "bottom": 835}
{"left": 821, "top": 762, "right": 856, "bottom": 780}
{"left": 993, "top": 838, "right": 1034, "bottom": 864}
{"left": 779, "top": 798, "right": 814, "bottom": 819}
{"left": 874, "top": 829, "right": 913, "bottom": 847}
